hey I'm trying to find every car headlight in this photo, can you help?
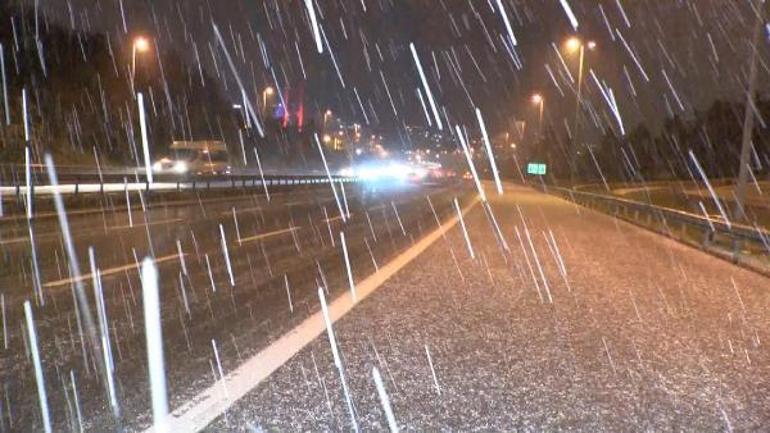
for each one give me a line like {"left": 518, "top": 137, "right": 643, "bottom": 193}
{"left": 152, "top": 161, "right": 164, "bottom": 172}
{"left": 173, "top": 161, "right": 188, "bottom": 174}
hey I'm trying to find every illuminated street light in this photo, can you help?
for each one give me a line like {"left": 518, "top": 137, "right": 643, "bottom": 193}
{"left": 323, "top": 109, "right": 333, "bottom": 128}
{"left": 565, "top": 36, "right": 581, "bottom": 53}
{"left": 531, "top": 93, "right": 544, "bottom": 137}
{"left": 134, "top": 37, "right": 150, "bottom": 53}
{"left": 262, "top": 86, "right": 275, "bottom": 111}
{"left": 563, "top": 36, "right": 597, "bottom": 184}
{"left": 132, "top": 36, "right": 151, "bottom": 92}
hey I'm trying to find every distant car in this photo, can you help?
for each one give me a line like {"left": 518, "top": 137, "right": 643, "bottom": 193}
{"left": 462, "top": 171, "right": 473, "bottom": 180}
{"left": 153, "top": 140, "right": 232, "bottom": 176}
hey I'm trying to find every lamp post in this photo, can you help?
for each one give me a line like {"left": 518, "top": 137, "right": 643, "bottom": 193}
{"left": 735, "top": 0, "right": 764, "bottom": 225}
{"left": 262, "top": 86, "right": 274, "bottom": 113}
{"left": 131, "top": 37, "right": 150, "bottom": 92}
{"left": 530, "top": 93, "right": 544, "bottom": 137}
{"left": 323, "top": 109, "right": 332, "bottom": 129}
{"left": 564, "top": 36, "right": 596, "bottom": 184}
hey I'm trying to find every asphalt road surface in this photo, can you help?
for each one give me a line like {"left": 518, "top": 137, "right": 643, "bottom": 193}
{"left": 197, "top": 182, "right": 770, "bottom": 432}
{"left": 0, "top": 179, "right": 472, "bottom": 432}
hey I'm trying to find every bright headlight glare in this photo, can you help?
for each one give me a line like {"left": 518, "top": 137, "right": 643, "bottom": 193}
{"left": 173, "top": 161, "right": 188, "bottom": 173}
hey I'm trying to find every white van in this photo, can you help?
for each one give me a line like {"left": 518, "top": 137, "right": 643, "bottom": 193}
{"left": 153, "top": 140, "right": 232, "bottom": 175}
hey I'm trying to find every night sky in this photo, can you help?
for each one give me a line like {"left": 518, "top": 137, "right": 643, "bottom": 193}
{"left": 19, "top": 0, "right": 769, "bottom": 146}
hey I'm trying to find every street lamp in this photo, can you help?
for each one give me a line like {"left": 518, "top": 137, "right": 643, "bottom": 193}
{"left": 563, "top": 36, "right": 596, "bottom": 184}
{"left": 323, "top": 109, "right": 332, "bottom": 128}
{"left": 565, "top": 36, "right": 581, "bottom": 53}
{"left": 132, "top": 37, "right": 150, "bottom": 91}
{"left": 531, "top": 93, "right": 544, "bottom": 136}
{"left": 262, "top": 86, "right": 274, "bottom": 112}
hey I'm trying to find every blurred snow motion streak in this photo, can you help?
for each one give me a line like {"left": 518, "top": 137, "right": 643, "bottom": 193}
{"left": 211, "top": 22, "right": 264, "bottom": 137}
{"left": 44, "top": 154, "right": 109, "bottom": 405}
{"left": 688, "top": 150, "right": 732, "bottom": 229}
{"left": 315, "top": 132, "right": 346, "bottom": 222}
{"left": 476, "top": 108, "right": 503, "bottom": 195}
{"left": 340, "top": 231, "right": 358, "bottom": 302}
{"left": 304, "top": 0, "right": 323, "bottom": 53}
{"left": 409, "top": 43, "right": 443, "bottom": 130}
{"left": 319, "top": 287, "right": 360, "bottom": 433}
{"left": 559, "top": 0, "right": 579, "bottom": 30}
{"left": 455, "top": 125, "right": 486, "bottom": 202}
{"left": 455, "top": 197, "right": 475, "bottom": 259}
{"left": 25, "top": 301, "right": 51, "bottom": 433}
{"left": 373, "top": 367, "right": 399, "bottom": 432}
{"left": 142, "top": 258, "right": 169, "bottom": 433}
{"left": 138, "top": 92, "right": 153, "bottom": 184}
{"left": 494, "top": 0, "right": 518, "bottom": 46}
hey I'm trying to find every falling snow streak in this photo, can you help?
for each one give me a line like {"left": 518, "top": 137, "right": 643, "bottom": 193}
{"left": 315, "top": 133, "right": 346, "bottom": 222}
{"left": 44, "top": 155, "right": 108, "bottom": 400}
{"left": 318, "top": 288, "right": 359, "bottom": 433}
{"left": 494, "top": 0, "right": 518, "bottom": 47}
{"left": 142, "top": 258, "right": 169, "bottom": 433}
{"left": 410, "top": 43, "right": 443, "bottom": 130}
{"left": 559, "top": 0, "right": 579, "bottom": 31}
{"left": 211, "top": 22, "right": 264, "bottom": 137}
{"left": 476, "top": 108, "right": 503, "bottom": 195}
{"left": 304, "top": 0, "right": 323, "bottom": 53}
{"left": 24, "top": 301, "right": 52, "bottom": 433}
{"left": 137, "top": 93, "right": 153, "bottom": 184}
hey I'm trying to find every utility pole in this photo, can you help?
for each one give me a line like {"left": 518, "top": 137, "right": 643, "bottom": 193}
{"left": 734, "top": 0, "right": 764, "bottom": 224}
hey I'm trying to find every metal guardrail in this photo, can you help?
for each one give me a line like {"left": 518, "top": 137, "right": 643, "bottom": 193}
{"left": 547, "top": 186, "right": 770, "bottom": 274}
{"left": 1, "top": 165, "right": 355, "bottom": 197}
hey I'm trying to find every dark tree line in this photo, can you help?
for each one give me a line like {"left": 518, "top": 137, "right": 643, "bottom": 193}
{"left": 0, "top": 2, "right": 236, "bottom": 167}
{"left": 526, "top": 97, "right": 770, "bottom": 185}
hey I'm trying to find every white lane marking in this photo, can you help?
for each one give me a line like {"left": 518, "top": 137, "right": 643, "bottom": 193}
{"left": 141, "top": 196, "right": 481, "bottom": 433}
{"left": 0, "top": 236, "right": 28, "bottom": 246}
{"left": 220, "top": 206, "right": 262, "bottom": 216}
{"left": 238, "top": 226, "right": 301, "bottom": 244}
{"left": 108, "top": 218, "right": 182, "bottom": 231}
{"left": 43, "top": 254, "right": 181, "bottom": 288}
{"left": 40, "top": 226, "right": 299, "bottom": 289}
{"left": 0, "top": 218, "right": 181, "bottom": 245}
{"left": 323, "top": 213, "right": 352, "bottom": 223}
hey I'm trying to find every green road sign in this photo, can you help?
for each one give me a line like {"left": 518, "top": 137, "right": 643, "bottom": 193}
{"left": 527, "top": 162, "right": 547, "bottom": 176}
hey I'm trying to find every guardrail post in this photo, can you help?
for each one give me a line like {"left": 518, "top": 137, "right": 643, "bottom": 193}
{"left": 702, "top": 229, "right": 714, "bottom": 248}
{"left": 731, "top": 239, "right": 742, "bottom": 264}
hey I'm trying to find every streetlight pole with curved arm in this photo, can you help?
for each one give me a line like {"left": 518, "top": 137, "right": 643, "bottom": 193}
{"left": 131, "top": 37, "right": 150, "bottom": 93}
